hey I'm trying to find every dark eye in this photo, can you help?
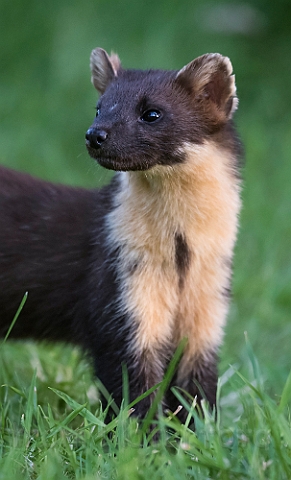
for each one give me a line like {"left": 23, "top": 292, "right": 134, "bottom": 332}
{"left": 95, "top": 107, "right": 100, "bottom": 118}
{"left": 141, "top": 109, "right": 161, "bottom": 123}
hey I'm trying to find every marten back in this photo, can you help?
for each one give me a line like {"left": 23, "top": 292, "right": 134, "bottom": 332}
{"left": 0, "top": 167, "right": 112, "bottom": 342}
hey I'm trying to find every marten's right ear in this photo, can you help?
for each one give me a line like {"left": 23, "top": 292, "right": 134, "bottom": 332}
{"left": 90, "top": 48, "right": 121, "bottom": 94}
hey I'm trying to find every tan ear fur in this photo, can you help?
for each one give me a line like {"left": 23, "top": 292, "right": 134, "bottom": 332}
{"left": 176, "top": 53, "right": 238, "bottom": 120}
{"left": 90, "top": 48, "right": 121, "bottom": 94}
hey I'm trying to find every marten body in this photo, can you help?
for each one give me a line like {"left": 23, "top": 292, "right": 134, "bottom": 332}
{"left": 0, "top": 48, "right": 242, "bottom": 419}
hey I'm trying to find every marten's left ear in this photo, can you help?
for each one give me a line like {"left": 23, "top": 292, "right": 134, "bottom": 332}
{"left": 90, "top": 48, "right": 121, "bottom": 94}
{"left": 176, "top": 54, "right": 238, "bottom": 121}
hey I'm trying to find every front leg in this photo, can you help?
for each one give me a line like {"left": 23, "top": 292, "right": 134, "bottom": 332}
{"left": 165, "top": 350, "right": 218, "bottom": 423}
{"left": 90, "top": 321, "right": 171, "bottom": 419}
{"left": 127, "top": 342, "right": 172, "bottom": 418}
{"left": 86, "top": 239, "right": 179, "bottom": 419}
{"left": 110, "top": 255, "right": 179, "bottom": 418}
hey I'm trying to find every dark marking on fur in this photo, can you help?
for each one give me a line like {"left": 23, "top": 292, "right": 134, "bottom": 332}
{"left": 125, "top": 253, "right": 143, "bottom": 275}
{"left": 175, "top": 232, "right": 191, "bottom": 290}
{"left": 222, "top": 286, "right": 232, "bottom": 300}
{"left": 220, "top": 256, "right": 233, "bottom": 301}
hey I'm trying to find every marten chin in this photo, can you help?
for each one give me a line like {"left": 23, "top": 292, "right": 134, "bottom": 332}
{"left": 0, "top": 47, "right": 242, "bottom": 422}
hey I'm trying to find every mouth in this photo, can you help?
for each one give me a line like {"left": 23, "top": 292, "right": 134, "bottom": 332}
{"left": 86, "top": 144, "right": 153, "bottom": 172}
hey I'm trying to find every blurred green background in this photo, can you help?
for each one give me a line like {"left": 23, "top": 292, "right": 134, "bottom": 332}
{"left": 1, "top": 0, "right": 291, "bottom": 394}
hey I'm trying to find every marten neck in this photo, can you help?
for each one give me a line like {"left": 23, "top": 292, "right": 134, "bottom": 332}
{"left": 113, "top": 141, "right": 241, "bottom": 258}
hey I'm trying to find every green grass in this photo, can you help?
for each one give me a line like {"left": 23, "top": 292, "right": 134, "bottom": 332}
{"left": 1, "top": 0, "right": 291, "bottom": 477}
{"left": 1, "top": 338, "right": 291, "bottom": 479}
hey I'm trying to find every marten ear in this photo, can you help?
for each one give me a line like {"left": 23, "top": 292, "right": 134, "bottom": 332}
{"left": 90, "top": 48, "right": 121, "bottom": 94}
{"left": 176, "top": 53, "right": 238, "bottom": 121}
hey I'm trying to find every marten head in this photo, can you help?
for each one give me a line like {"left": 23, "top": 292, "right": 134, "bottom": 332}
{"left": 85, "top": 48, "right": 238, "bottom": 171}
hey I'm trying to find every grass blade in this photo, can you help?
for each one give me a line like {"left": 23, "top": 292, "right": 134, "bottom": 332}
{"left": 0, "top": 292, "right": 28, "bottom": 347}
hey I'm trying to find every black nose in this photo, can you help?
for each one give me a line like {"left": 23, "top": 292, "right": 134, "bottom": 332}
{"left": 85, "top": 128, "right": 108, "bottom": 149}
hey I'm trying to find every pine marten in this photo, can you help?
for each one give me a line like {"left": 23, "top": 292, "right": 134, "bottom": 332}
{"left": 0, "top": 48, "right": 242, "bottom": 420}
